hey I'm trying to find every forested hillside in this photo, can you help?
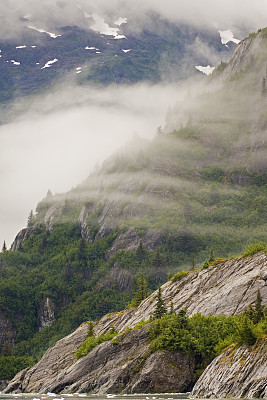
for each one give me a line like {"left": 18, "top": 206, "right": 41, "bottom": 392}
{"left": 0, "top": 27, "right": 267, "bottom": 382}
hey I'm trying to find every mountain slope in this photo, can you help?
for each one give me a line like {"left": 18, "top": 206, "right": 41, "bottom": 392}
{"left": 0, "top": 14, "right": 236, "bottom": 104}
{"left": 4, "top": 250, "right": 267, "bottom": 394}
{"left": 0, "top": 27, "right": 267, "bottom": 372}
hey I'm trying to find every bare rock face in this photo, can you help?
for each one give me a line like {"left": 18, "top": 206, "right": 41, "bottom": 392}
{"left": 4, "top": 324, "right": 88, "bottom": 393}
{"left": 191, "top": 338, "right": 267, "bottom": 398}
{"left": 100, "top": 263, "right": 133, "bottom": 292}
{"left": 38, "top": 298, "right": 56, "bottom": 331}
{"left": 11, "top": 227, "right": 36, "bottom": 251}
{"left": 94, "top": 252, "right": 267, "bottom": 336}
{"left": 4, "top": 252, "right": 267, "bottom": 395}
{"left": 107, "top": 227, "right": 161, "bottom": 259}
{"left": 4, "top": 325, "right": 195, "bottom": 394}
{"left": 0, "top": 312, "right": 16, "bottom": 351}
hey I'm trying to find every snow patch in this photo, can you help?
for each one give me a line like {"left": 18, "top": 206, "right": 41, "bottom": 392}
{"left": 36, "top": 62, "right": 40, "bottom": 65}
{"left": 10, "top": 60, "right": 20, "bottom": 65}
{"left": 122, "top": 49, "right": 131, "bottom": 53}
{"left": 76, "top": 71, "right": 82, "bottom": 74}
{"left": 90, "top": 14, "right": 126, "bottom": 39}
{"left": 31, "top": 46, "right": 36, "bottom": 48}
{"left": 195, "top": 65, "right": 215, "bottom": 75}
{"left": 16, "top": 45, "right": 26, "bottom": 49}
{"left": 114, "top": 35, "right": 126, "bottom": 40}
{"left": 85, "top": 46, "right": 99, "bottom": 50}
{"left": 76, "top": 67, "right": 82, "bottom": 70}
{"left": 41, "top": 59, "right": 58, "bottom": 69}
{"left": 114, "top": 17, "right": 127, "bottom": 26}
{"left": 219, "top": 30, "right": 240, "bottom": 46}
{"left": 28, "top": 26, "right": 61, "bottom": 39}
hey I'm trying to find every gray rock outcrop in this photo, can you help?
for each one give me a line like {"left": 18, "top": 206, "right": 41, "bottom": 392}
{"left": 0, "top": 312, "right": 16, "bottom": 351}
{"left": 4, "top": 251, "right": 267, "bottom": 395}
{"left": 4, "top": 325, "right": 195, "bottom": 394}
{"left": 38, "top": 297, "right": 56, "bottom": 331}
{"left": 191, "top": 338, "right": 267, "bottom": 398}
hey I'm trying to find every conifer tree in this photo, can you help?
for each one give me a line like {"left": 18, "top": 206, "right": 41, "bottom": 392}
{"left": 153, "top": 286, "right": 167, "bottom": 319}
{"left": 254, "top": 289, "right": 265, "bottom": 323}
{"left": 2, "top": 241, "right": 7, "bottom": 252}
{"left": 27, "top": 210, "right": 35, "bottom": 227}
{"left": 136, "top": 240, "right": 146, "bottom": 263}
{"left": 87, "top": 321, "right": 95, "bottom": 337}
{"left": 131, "top": 274, "right": 149, "bottom": 307}
{"left": 202, "top": 259, "right": 209, "bottom": 269}
{"left": 169, "top": 301, "right": 175, "bottom": 314}
{"left": 208, "top": 249, "right": 215, "bottom": 264}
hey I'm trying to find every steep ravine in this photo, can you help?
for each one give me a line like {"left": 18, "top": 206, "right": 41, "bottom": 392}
{"left": 4, "top": 251, "right": 267, "bottom": 395}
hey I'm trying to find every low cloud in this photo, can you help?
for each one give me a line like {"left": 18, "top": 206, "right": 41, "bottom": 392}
{"left": 0, "top": 0, "right": 267, "bottom": 39}
{"left": 0, "top": 79, "right": 192, "bottom": 247}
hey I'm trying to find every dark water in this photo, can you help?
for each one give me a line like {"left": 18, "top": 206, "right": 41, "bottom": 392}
{"left": 0, "top": 394, "right": 190, "bottom": 400}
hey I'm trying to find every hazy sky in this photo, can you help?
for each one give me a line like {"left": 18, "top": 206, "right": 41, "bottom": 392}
{"left": 1, "top": 0, "right": 267, "bottom": 247}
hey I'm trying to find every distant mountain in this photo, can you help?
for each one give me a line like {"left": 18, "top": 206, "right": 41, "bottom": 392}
{"left": 0, "top": 26, "right": 266, "bottom": 383}
{"left": 0, "top": 13, "right": 239, "bottom": 103}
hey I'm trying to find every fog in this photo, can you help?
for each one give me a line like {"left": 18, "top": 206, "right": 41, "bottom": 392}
{"left": 1, "top": 0, "right": 267, "bottom": 248}
{"left": 0, "top": 81, "right": 191, "bottom": 247}
{"left": 1, "top": 0, "right": 267, "bottom": 39}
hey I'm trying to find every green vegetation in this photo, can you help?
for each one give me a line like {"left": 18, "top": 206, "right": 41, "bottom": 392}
{"left": 75, "top": 326, "right": 118, "bottom": 359}
{"left": 0, "top": 356, "right": 33, "bottom": 380}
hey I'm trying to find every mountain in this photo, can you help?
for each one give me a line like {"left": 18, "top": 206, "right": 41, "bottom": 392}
{"left": 0, "top": 26, "right": 266, "bottom": 383}
{"left": 0, "top": 12, "right": 239, "bottom": 104}
{"left": 3, "top": 249, "right": 267, "bottom": 394}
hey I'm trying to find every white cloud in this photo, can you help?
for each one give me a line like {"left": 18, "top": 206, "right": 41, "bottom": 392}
{"left": 0, "top": 80, "right": 189, "bottom": 247}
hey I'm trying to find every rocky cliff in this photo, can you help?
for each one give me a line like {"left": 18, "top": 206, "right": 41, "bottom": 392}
{"left": 4, "top": 251, "right": 267, "bottom": 394}
{"left": 192, "top": 338, "right": 267, "bottom": 398}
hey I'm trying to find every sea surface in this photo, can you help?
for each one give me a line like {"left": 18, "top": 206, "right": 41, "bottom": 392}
{"left": 0, "top": 393, "right": 190, "bottom": 400}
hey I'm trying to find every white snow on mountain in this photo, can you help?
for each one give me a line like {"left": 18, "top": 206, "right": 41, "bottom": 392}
{"left": 114, "top": 17, "right": 128, "bottom": 26}
{"left": 114, "top": 35, "right": 126, "bottom": 40}
{"left": 28, "top": 26, "right": 61, "bottom": 39}
{"left": 85, "top": 46, "right": 99, "bottom": 50}
{"left": 122, "top": 49, "right": 131, "bottom": 53}
{"left": 16, "top": 45, "right": 26, "bottom": 49}
{"left": 219, "top": 30, "right": 241, "bottom": 46}
{"left": 31, "top": 46, "right": 36, "bottom": 48}
{"left": 10, "top": 60, "right": 20, "bottom": 65}
{"left": 90, "top": 14, "right": 126, "bottom": 39}
{"left": 41, "top": 59, "right": 58, "bottom": 69}
{"left": 195, "top": 65, "right": 215, "bottom": 75}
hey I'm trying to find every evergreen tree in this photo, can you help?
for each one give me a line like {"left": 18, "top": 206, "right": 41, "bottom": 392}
{"left": 2, "top": 241, "right": 7, "bottom": 252}
{"left": 136, "top": 240, "right": 146, "bottom": 264}
{"left": 177, "top": 308, "right": 188, "bottom": 328}
{"left": 27, "top": 210, "right": 35, "bottom": 227}
{"left": 169, "top": 301, "right": 175, "bottom": 314}
{"left": 262, "top": 77, "right": 266, "bottom": 95}
{"left": 77, "top": 237, "right": 87, "bottom": 263}
{"left": 46, "top": 189, "right": 53, "bottom": 198}
{"left": 237, "top": 315, "right": 257, "bottom": 346}
{"left": 208, "top": 249, "right": 215, "bottom": 264}
{"left": 131, "top": 274, "right": 149, "bottom": 307}
{"left": 254, "top": 289, "right": 265, "bottom": 323}
{"left": 202, "top": 259, "right": 210, "bottom": 269}
{"left": 152, "top": 249, "right": 164, "bottom": 269}
{"left": 153, "top": 286, "right": 167, "bottom": 319}
{"left": 87, "top": 321, "right": 95, "bottom": 337}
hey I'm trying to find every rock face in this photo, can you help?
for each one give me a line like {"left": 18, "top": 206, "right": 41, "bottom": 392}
{"left": 0, "top": 312, "right": 16, "bottom": 352}
{"left": 3, "top": 252, "right": 267, "bottom": 395}
{"left": 191, "top": 338, "right": 267, "bottom": 398}
{"left": 38, "top": 298, "right": 56, "bottom": 331}
{"left": 11, "top": 227, "right": 36, "bottom": 251}
{"left": 4, "top": 325, "right": 195, "bottom": 394}
{"left": 95, "top": 252, "right": 267, "bottom": 336}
